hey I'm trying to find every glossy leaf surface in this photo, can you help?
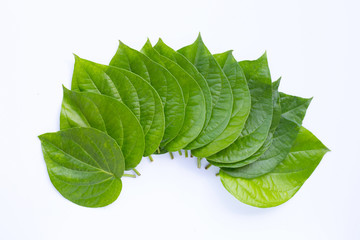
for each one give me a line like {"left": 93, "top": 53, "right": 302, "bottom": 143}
{"left": 60, "top": 88, "right": 144, "bottom": 170}
{"left": 71, "top": 56, "right": 164, "bottom": 156}
{"left": 220, "top": 127, "right": 329, "bottom": 208}
{"left": 207, "top": 53, "right": 273, "bottom": 163}
{"left": 192, "top": 51, "right": 251, "bottom": 157}
{"left": 141, "top": 40, "right": 206, "bottom": 151}
{"left": 222, "top": 93, "right": 312, "bottom": 178}
{"left": 39, "top": 127, "right": 124, "bottom": 208}
{"left": 209, "top": 78, "right": 281, "bottom": 168}
{"left": 110, "top": 41, "right": 185, "bottom": 147}
{"left": 154, "top": 39, "right": 212, "bottom": 128}
{"left": 178, "top": 35, "right": 233, "bottom": 149}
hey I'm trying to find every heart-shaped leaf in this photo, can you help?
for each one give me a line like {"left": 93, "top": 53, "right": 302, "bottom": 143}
{"left": 39, "top": 127, "right": 125, "bottom": 208}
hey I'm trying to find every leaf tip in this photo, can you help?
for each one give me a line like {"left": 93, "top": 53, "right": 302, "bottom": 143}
{"left": 196, "top": 32, "right": 203, "bottom": 42}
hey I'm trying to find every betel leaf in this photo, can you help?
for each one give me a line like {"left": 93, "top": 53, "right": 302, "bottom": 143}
{"left": 207, "top": 53, "right": 273, "bottom": 163}
{"left": 141, "top": 40, "right": 206, "bottom": 151}
{"left": 39, "top": 127, "right": 125, "bottom": 208}
{"left": 191, "top": 51, "right": 251, "bottom": 157}
{"left": 208, "top": 78, "right": 281, "bottom": 168}
{"left": 109, "top": 41, "right": 185, "bottom": 148}
{"left": 70, "top": 56, "right": 164, "bottom": 156}
{"left": 222, "top": 93, "right": 312, "bottom": 178}
{"left": 178, "top": 35, "right": 233, "bottom": 149}
{"left": 220, "top": 127, "right": 329, "bottom": 208}
{"left": 154, "top": 39, "right": 212, "bottom": 129}
{"left": 60, "top": 88, "right": 145, "bottom": 170}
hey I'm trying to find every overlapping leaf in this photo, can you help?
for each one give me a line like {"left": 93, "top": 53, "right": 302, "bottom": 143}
{"left": 220, "top": 127, "right": 329, "bottom": 208}
{"left": 154, "top": 39, "right": 213, "bottom": 129}
{"left": 141, "top": 40, "right": 206, "bottom": 151}
{"left": 208, "top": 78, "right": 281, "bottom": 168}
{"left": 60, "top": 88, "right": 145, "bottom": 170}
{"left": 222, "top": 93, "right": 312, "bottom": 178}
{"left": 109, "top": 41, "right": 185, "bottom": 148}
{"left": 207, "top": 53, "right": 273, "bottom": 163}
{"left": 192, "top": 51, "right": 251, "bottom": 157}
{"left": 178, "top": 35, "right": 233, "bottom": 150}
{"left": 70, "top": 56, "right": 164, "bottom": 156}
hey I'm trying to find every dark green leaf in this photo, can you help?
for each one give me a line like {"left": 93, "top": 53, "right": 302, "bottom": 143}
{"left": 60, "top": 88, "right": 144, "bottom": 170}
{"left": 70, "top": 56, "right": 164, "bottom": 156}
{"left": 39, "top": 127, "right": 124, "bottom": 208}
{"left": 177, "top": 35, "right": 233, "bottom": 149}
{"left": 109, "top": 41, "right": 185, "bottom": 147}
{"left": 207, "top": 53, "right": 273, "bottom": 163}
{"left": 141, "top": 40, "right": 206, "bottom": 151}
{"left": 220, "top": 127, "right": 329, "bottom": 208}
{"left": 222, "top": 93, "right": 312, "bottom": 178}
{"left": 208, "top": 78, "right": 281, "bottom": 168}
{"left": 191, "top": 51, "right": 251, "bottom": 157}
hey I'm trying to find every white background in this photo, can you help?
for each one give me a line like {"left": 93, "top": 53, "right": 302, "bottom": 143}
{"left": 1, "top": 0, "right": 359, "bottom": 239}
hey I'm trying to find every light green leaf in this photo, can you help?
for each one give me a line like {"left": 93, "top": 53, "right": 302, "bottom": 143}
{"left": 154, "top": 39, "right": 212, "bottom": 129}
{"left": 220, "top": 127, "right": 329, "bottom": 208}
{"left": 141, "top": 40, "right": 206, "bottom": 151}
{"left": 70, "top": 56, "right": 164, "bottom": 156}
{"left": 39, "top": 127, "right": 125, "bottom": 208}
{"left": 60, "top": 88, "right": 145, "bottom": 170}
{"left": 109, "top": 41, "right": 185, "bottom": 147}
{"left": 207, "top": 53, "right": 273, "bottom": 163}
{"left": 222, "top": 93, "right": 312, "bottom": 178}
{"left": 178, "top": 35, "right": 233, "bottom": 149}
{"left": 191, "top": 51, "right": 251, "bottom": 157}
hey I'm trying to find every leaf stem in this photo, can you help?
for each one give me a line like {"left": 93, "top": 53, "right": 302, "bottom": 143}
{"left": 133, "top": 168, "right": 141, "bottom": 176}
{"left": 197, "top": 158, "right": 202, "bottom": 168}
{"left": 178, "top": 150, "right": 182, "bottom": 156}
{"left": 148, "top": 155, "right": 154, "bottom": 162}
{"left": 185, "top": 150, "right": 188, "bottom": 158}
{"left": 156, "top": 148, "right": 160, "bottom": 154}
{"left": 169, "top": 152, "right": 174, "bottom": 159}
{"left": 190, "top": 153, "right": 193, "bottom": 158}
{"left": 205, "top": 163, "right": 212, "bottom": 170}
{"left": 123, "top": 174, "right": 136, "bottom": 178}
{"left": 216, "top": 172, "right": 220, "bottom": 177}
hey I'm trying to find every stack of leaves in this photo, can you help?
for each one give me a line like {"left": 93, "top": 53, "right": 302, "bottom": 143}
{"left": 39, "top": 35, "right": 329, "bottom": 208}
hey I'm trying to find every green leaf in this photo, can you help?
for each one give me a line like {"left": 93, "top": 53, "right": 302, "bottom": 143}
{"left": 60, "top": 88, "right": 145, "bottom": 170}
{"left": 221, "top": 93, "right": 312, "bottom": 178}
{"left": 207, "top": 53, "right": 273, "bottom": 163}
{"left": 191, "top": 51, "right": 251, "bottom": 157}
{"left": 70, "top": 56, "right": 164, "bottom": 156}
{"left": 141, "top": 40, "right": 206, "bottom": 151}
{"left": 220, "top": 127, "right": 329, "bottom": 208}
{"left": 39, "top": 127, "right": 125, "bottom": 208}
{"left": 154, "top": 39, "right": 213, "bottom": 129}
{"left": 177, "top": 35, "right": 233, "bottom": 149}
{"left": 208, "top": 78, "right": 281, "bottom": 168}
{"left": 109, "top": 41, "right": 185, "bottom": 147}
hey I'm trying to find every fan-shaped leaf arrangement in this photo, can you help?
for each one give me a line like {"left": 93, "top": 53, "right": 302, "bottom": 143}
{"left": 39, "top": 35, "right": 329, "bottom": 208}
